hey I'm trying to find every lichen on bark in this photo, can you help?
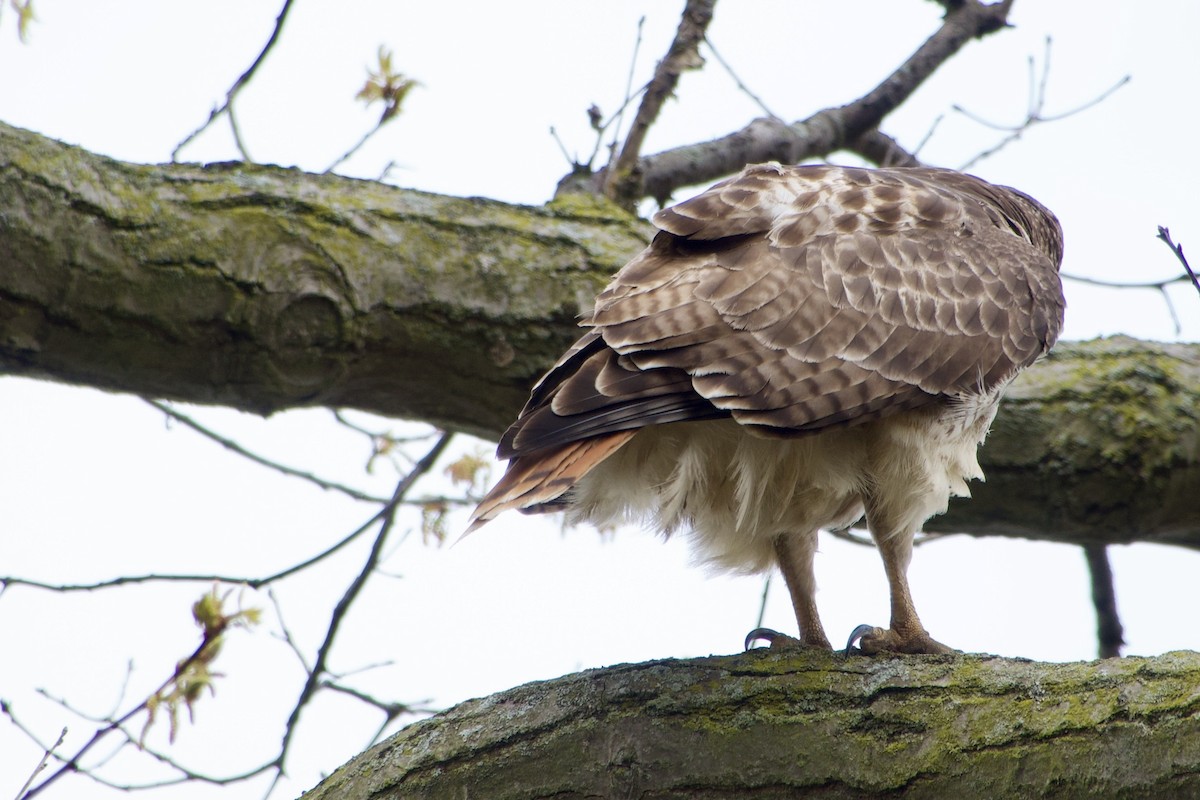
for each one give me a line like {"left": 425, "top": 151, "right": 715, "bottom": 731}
{"left": 301, "top": 649, "right": 1200, "bottom": 799}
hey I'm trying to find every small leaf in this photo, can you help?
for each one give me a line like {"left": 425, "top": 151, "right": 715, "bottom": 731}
{"left": 356, "top": 45, "right": 419, "bottom": 125}
{"left": 12, "top": 0, "right": 36, "bottom": 43}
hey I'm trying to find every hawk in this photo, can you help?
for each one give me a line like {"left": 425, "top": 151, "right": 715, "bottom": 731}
{"left": 468, "top": 163, "right": 1064, "bottom": 655}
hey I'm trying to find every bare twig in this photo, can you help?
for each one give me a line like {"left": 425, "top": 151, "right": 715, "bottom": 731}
{"left": 911, "top": 113, "right": 946, "bottom": 160}
{"left": 824, "top": 527, "right": 947, "bottom": 549}
{"left": 171, "top": 0, "right": 296, "bottom": 161}
{"left": 956, "top": 36, "right": 1130, "bottom": 170}
{"left": 604, "top": 0, "right": 716, "bottom": 208}
{"left": 1061, "top": 248, "right": 1196, "bottom": 336}
{"left": 1083, "top": 544, "right": 1125, "bottom": 659}
{"left": 631, "top": 0, "right": 1016, "bottom": 204}
{"left": 1157, "top": 226, "right": 1200, "bottom": 297}
{"left": 13, "top": 726, "right": 66, "bottom": 800}
{"left": 546, "top": 16, "right": 652, "bottom": 197}
{"left": 267, "top": 587, "right": 313, "bottom": 673}
{"left": 599, "top": 15, "right": 649, "bottom": 173}
{"left": 1060, "top": 273, "right": 1193, "bottom": 292}
{"left": 145, "top": 399, "right": 389, "bottom": 503}
{"left": 267, "top": 432, "right": 453, "bottom": 797}
{"left": 702, "top": 33, "right": 780, "bottom": 120}
{"left": 754, "top": 573, "right": 771, "bottom": 630}
{"left": 320, "top": 681, "right": 438, "bottom": 725}
{"left": 325, "top": 126, "right": 388, "bottom": 175}
{"left": 3, "top": 499, "right": 395, "bottom": 592}
{"left": 825, "top": 527, "right": 876, "bottom": 548}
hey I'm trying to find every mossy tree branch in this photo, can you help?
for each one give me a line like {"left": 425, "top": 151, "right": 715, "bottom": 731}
{"left": 2, "top": 121, "right": 1199, "bottom": 550}
{"left": 303, "top": 649, "right": 1200, "bottom": 799}
{"left": 0, "top": 121, "right": 649, "bottom": 439}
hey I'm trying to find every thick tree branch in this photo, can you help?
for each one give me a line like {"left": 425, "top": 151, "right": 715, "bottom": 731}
{"left": 0, "top": 120, "right": 649, "bottom": 439}
{"left": 304, "top": 649, "right": 1200, "bottom": 799}
{"left": 2, "top": 122, "right": 1199, "bottom": 550}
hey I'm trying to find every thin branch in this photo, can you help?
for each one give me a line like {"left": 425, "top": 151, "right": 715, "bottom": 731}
{"left": 325, "top": 125, "right": 386, "bottom": 175}
{"left": 631, "top": 0, "right": 1015, "bottom": 204}
{"left": 28, "top": 689, "right": 274, "bottom": 787}
{"left": 599, "top": 15, "right": 648, "bottom": 173}
{"left": 1083, "top": 544, "right": 1125, "bottom": 659}
{"left": 1157, "top": 226, "right": 1200, "bottom": 297}
{"left": 19, "top": 594, "right": 259, "bottom": 798}
{"left": 604, "top": 0, "right": 716, "bottom": 207}
{"left": 267, "top": 587, "right": 313, "bottom": 674}
{"left": 171, "top": 0, "right": 296, "bottom": 161}
{"left": 824, "top": 527, "right": 876, "bottom": 547}
{"left": 2, "top": 498, "right": 396, "bottom": 593}
{"left": 13, "top": 726, "right": 66, "bottom": 800}
{"left": 320, "top": 680, "right": 440, "bottom": 750}
{"left": 320, "top": 681, "right": 438, "bottom": 721}
{"left": 754, "top": 574, "right": 771, "bottom": 630}
{"left": 1061, "top": 264, "right": 1196, "bottom": 336}
{"left": 956, "top": 36, "right": 1130, "bottom": 170}
{"left": 702, "top": 33, "right": 780, "bottom": 120}
{"left": 145, "top": 399, "right": 389, "bottom": 504}
{"left": 1060, "top": 272, "right": 1194, "bottom": 291}
{"left": 267, "top": 432, "right": 453, "bottom": 797}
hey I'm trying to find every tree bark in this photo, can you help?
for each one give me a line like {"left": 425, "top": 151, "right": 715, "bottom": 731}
{"left": 301, "top": 649, "right": 1200, "bottom": 799}
{"left": 0, "top": 120, "right": 647, "bottom": 438}
{"left": 2, "top": 122, "right": 1199, "bottom": 549}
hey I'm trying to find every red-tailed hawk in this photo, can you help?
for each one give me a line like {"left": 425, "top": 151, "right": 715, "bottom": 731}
{"left": 469, "top": 163, "right": 1064, "bottom": 655}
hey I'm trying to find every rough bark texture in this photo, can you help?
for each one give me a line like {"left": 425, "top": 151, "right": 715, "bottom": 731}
{"left": 301, "top": 649, "right": 1200, "bottom": 799}
{"left": 2, "top": 122, "right": 1199, "bottom": 549}
{"left": 0, "top": 121, "right": 648, "bottom": 439}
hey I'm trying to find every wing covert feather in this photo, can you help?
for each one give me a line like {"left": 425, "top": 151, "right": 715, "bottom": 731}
{"left": 496, "top": 163, "right": 1064, "bottom": 457}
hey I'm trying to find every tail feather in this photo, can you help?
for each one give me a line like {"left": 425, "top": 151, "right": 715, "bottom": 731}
{"left": 465, "top": 431, "right": 637, "bottom": 535}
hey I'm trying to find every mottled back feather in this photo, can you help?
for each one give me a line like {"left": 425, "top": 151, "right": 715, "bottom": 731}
{"left": 472, "top": 162, "right": 1064, "bottom": 529}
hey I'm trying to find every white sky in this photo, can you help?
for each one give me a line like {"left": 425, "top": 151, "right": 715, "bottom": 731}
{"left": 1, "top": 2, "right": 1199, "bottom": 799}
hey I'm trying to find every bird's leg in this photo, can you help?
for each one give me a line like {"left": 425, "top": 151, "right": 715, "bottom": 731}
{"left": 746, "top": 532, "right": 832, "bottom": 650}
{"left": 849, "top": 528, "right": 955, "bottom": 655}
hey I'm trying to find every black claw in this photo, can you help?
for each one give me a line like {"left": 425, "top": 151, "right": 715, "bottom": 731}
{"left": 845, "top": 623, "right": 876, "bottom": 655}
{"left": 744, "top": 627, "right": 786, "bottom": 651}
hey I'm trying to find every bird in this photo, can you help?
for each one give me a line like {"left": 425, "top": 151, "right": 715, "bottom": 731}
{"left": 467, "top": 162, "right": 1064, "bottom": 655}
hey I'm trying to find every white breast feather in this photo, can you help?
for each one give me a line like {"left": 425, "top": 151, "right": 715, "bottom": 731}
{"left": 568, "top": 393, "right": 1001, "bottom": 573}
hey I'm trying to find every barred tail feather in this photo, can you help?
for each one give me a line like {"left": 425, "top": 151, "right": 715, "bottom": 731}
{"left": 465, "top": 431, "right": 637, "bottom": 535}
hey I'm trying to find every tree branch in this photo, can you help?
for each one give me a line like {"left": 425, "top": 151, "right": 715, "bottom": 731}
{"left": 1, "top": 121, "right": 1199, "bottom": 551}
{"left": 303, "top": 649, "right": 1200, "bottom": 799}
{"left": 1083, "top": 543, "right": 1125, "bottom": 659}
{"left": 0, "top": 120, "right": 648, "bottom": 439}
{"left": 171, "top": 0, "right": 296, "bottom": 161}
{"left": 630, "top": 0, "right": 1014, "bottom": 202}
{"left": 848, "top": 127, "right": 924, "bottom": 167}
{"left": 267, "top": 432, "right": 451, "bottom": 795}
{"left": 603, "top": 0, "right": 716, "bottom": 208}
{"left": 144, "top": 398, "right": 389, "bottom": 503}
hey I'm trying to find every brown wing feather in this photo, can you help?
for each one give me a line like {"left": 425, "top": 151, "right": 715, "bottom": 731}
{"left": 471, "top": 162, "right": 1064, "bottom": 526}
{"left": 465, "top": 431, "right": 636, "bottom": 533}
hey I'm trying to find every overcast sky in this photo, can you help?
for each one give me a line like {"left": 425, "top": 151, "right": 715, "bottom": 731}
{"left": 1, "top": 2, "right": 1198, "bottom": 799}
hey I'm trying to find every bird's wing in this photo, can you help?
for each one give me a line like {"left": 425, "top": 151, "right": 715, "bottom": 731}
{"left": 499, "top": 163, "right": 1064, "bottom": 457}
